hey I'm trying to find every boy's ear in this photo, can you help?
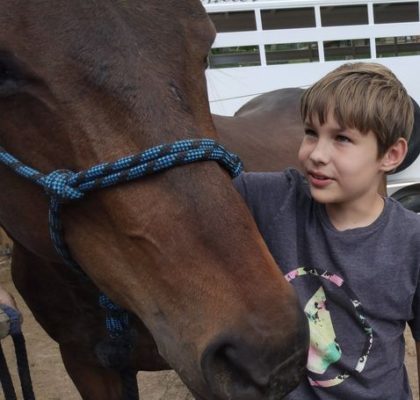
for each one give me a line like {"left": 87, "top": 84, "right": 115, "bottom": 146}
{"left": 380, "top": 138, "right": 408, "bottom": 172}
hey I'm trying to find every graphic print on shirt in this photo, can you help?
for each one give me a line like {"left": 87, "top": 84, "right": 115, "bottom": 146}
{"left": 285, "top": 267, "right": 373, "bottom": 388}
{"left": 305, "top": 286, "right": 342, "bottom": 374}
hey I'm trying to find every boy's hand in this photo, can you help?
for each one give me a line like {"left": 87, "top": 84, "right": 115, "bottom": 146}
{"left": 0, "top": 286, "right": 18, "bottom": 310}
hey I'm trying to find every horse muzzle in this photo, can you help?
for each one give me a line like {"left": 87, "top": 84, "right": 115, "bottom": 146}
{"left": 200, "top": 312, "right": 309, "bottom": 400}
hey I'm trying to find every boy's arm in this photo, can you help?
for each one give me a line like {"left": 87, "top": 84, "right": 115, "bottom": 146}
{"left": 0, "top": 285, "right": 17, "bottom": 309}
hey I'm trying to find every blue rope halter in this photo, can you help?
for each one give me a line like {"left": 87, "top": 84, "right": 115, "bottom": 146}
{"left": 0, "top": 138, "right": 243, "bottom": 339}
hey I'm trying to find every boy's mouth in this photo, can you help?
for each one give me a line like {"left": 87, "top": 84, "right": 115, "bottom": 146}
{"left": 310, "top": 172, "right": 330, "bottom": 179}
{"left": 308, "top": 171, "right": 333, "bottom": 187}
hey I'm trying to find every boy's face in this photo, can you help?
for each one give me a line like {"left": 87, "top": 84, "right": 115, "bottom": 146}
{"left": 298, "top": 110, "right": 384, "bottom": 207}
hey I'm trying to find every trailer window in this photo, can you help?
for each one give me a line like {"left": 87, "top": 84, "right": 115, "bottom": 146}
{"left": 208, "top": 11, "right": 256, "bottom": 32}
{"left": 374, "top": 2, "right": 419, "bottom": 23}
{"left": 261, "top": 8, "right": 316, "bottom": 30}
{"left": 376, "top": 36, "right": 420, "bottom": 57}
{"left": 208, "top": 46, "right": 261, "bottom": 68}
{"left": 321, "top": 5, "right": 368, "bottom": 26}
{"left": 265, "top": 42, "right": 319, "bottom": 64}
{"left": 324, "top": 39, "right": 371, "bottom": 61}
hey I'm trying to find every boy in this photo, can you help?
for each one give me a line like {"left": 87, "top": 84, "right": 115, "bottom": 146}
{"left": 234, "top": 62, "right": 420, "bottom": 399}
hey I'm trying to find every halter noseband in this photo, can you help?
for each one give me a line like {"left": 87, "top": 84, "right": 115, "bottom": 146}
{"left": 0, "top": 138, "right": 243, "bottom": 338}
{"left": 1, "top": 138, "right": 242, "bottom": 265}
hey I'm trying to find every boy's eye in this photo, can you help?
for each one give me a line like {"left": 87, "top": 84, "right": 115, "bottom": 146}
{"left": 336, "top": 135, "right": 352, "bottom": 143}
{"left": 304, "top": 128, "right": 317, "bottom": 137}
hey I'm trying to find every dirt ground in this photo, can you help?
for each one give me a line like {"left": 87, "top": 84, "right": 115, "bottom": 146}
{"left": 0, "top": 255, "right": 418, "bottom": 400}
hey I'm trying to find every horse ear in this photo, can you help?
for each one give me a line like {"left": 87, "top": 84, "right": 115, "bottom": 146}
{"left": 381, "top": 137, "right": 408, "bottom": 173}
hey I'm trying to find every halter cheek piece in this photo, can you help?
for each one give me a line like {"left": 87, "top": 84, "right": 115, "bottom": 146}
{"left": 0, "top": 138, "right": 243, "bottom": 337}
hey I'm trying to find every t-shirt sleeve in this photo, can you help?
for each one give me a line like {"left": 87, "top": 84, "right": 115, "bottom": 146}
{"left": 232, "top": 172, "right": 260, "bottom": 220}
{"left": 408, "top": 277, "right": 420, "bottom": 341}
{"left": 408, "top": 228, "right": 420, "bottom": 342}
{"left": 232, "top": 169, "right": 304, "bottom": 224}
{"left": 232, "top": 173, "right": 248, "bottom": 201}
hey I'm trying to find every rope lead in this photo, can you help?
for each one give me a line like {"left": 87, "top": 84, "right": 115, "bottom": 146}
{"left": 0, "top": 305, "right": 35, "bottom": 400}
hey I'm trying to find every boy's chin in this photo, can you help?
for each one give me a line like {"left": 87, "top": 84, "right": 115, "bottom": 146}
{"left": 309, "top": 188, "right": 335, "bottom": 204}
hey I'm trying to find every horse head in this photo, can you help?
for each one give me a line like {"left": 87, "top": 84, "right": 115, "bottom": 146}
{"left": 0, "top": 1, "right": 308, "bottom": 399}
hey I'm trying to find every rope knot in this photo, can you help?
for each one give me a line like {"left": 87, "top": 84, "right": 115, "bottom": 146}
{"left": 43, "top": 170, "right": 84, "bottom": 202}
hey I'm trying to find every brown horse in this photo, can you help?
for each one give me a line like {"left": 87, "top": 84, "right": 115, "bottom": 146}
{"left": 214, "top": 88, "right": 305, "bottom": 173}
{"left": 0, "top": 1, "right": 308, "bottom": 400}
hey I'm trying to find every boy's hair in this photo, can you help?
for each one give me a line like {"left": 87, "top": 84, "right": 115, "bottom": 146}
{"left": 300, "top": 62, "right": 414, "bottom": 157}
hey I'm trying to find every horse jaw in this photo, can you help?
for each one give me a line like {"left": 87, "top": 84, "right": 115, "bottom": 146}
{"left": 62, "top": 168, "right": 309, "bottom": 399}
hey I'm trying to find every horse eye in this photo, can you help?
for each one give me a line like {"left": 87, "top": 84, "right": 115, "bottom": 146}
{"left": 0, "top": 63, "right": 12, "bottom": 82}
{"left": 0, "top": 58, "right": 22, "bottom": 96}
{"left": 0, "top": 55, "right": 16, "bottom": 79}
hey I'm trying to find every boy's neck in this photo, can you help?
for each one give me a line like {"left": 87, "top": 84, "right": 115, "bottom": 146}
{"left": 325, "top": 193, "right": 385, "bottom": 231}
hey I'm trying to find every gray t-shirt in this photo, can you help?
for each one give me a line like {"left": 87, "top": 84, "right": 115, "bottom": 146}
{"left": 234, "top": 168, "right": 420, "bottom": 400}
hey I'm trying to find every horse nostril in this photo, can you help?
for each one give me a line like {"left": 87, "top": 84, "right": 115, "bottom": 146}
{"left": 201, "top": 335, "right": 306, "bottom": 400}
{"left": 201, "top": 338, "right": 265, "bottom": 399}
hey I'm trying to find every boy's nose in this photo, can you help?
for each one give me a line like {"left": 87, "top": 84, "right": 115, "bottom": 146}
{"left": 309, "top": 140, "right": 330, "bottom": 165}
